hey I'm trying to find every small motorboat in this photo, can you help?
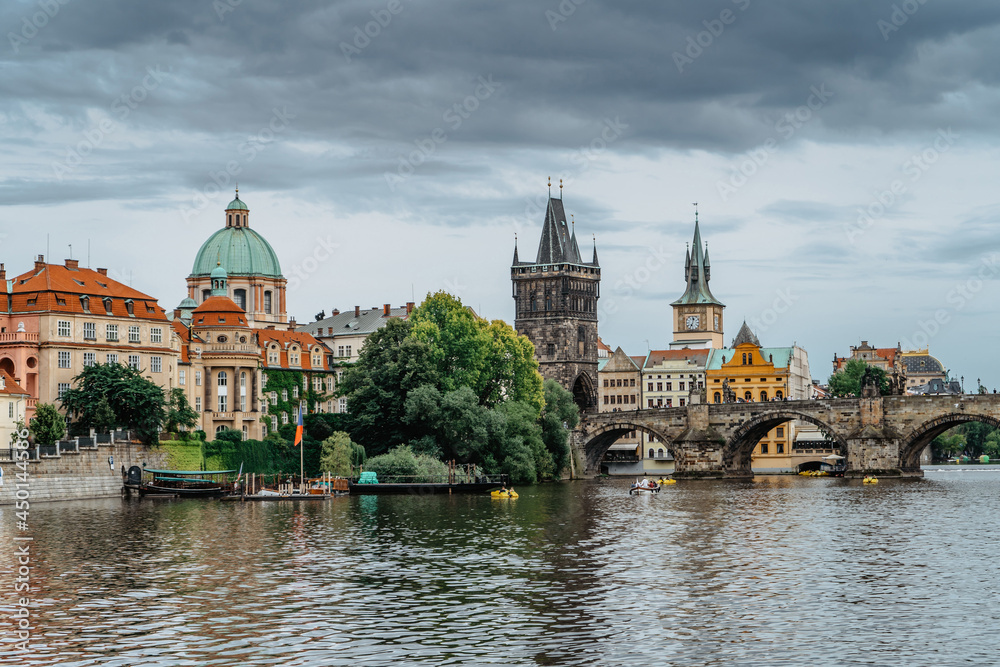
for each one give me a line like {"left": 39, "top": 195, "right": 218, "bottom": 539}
{"left": 629, "top": 479, "right": 659, "bottom": 495}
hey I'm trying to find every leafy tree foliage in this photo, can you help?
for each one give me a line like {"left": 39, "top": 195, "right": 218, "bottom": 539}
{"left": 539, "top": 379, "right": 580, "bottom": 478}
{"left": 828, "top": 359, "right": 888, "bottom": 397}
{"left": 215, "top": 428, "right": 244, "bottom": 444}
{"left": 319, "top": 431, "right": 364, "bottom": 477}
{"left": 363, "top": 445, "right": 450, "bottom": 482}
{"left": 164, "top": 388, "right": 199, "bottom": 435}
{"left": 60, "top": 363, "right": 166, "bottom": 443}
{"left": 30, "top": 403, "right": 65, "bottom": 446}
{"left": 92, "top": 396, "right": 116, "bottom": 434}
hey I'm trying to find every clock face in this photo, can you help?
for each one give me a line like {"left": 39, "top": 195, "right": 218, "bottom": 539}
{"left": 686, "top": 315, "right": 700, "bottom": 330}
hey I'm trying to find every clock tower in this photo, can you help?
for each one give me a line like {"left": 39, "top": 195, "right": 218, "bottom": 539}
{"left": 670, "top": 209, "right": 725, "bottom": 348}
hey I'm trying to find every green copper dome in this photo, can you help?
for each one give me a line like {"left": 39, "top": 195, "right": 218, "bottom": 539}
{"left": 227, "top": 194, "right": 249, "bottom": 211}
{"left": 190, "top": 226, "right": 283, "bottom": 278}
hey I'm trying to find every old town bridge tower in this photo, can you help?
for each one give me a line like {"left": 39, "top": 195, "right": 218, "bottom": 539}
{"left": 512, "top": 186, "right": 600, "bottom": 410}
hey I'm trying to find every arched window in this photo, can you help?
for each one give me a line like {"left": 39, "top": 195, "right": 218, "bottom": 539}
{"left": 216, "top": 425, "right": 227, "bottom": 433}
{"left": 657, "top": 448, "right": 664, "bottom": 458}
{"left": 264, "top": 291, "right": 272, "bottom": 314}
{"left": 217, "top": 371, "right": 228, "bottom": 412}
{"left": 776, "top": 390, "right": 784, "bottom": 400}
{"left": 228, "top": 214, "right": 232, "bottom": 225}
{"left": 218, "top": 371, "right": 227, "bottom": 386}
{"left": 202, "top": 289, "right": 211, "bottom": 302}
{"left": 242, "top": 425, "right": 248, "bottom": 440}
{"left": 243, "top": 214, "right": 247, "bottom": 225}
{"left": 742, "top": 353, "right": 747, "bottom": 364}
{"left": 240, "top": 372, "right": 247, "bottom": 412}
{"left": 233, "top": 289, "right": 247, "bottom": 311}
{"left": 714, "top": 392, "right": 722, "bottom": 403}
{"left": 648, "top": 448, "right": 654, "bottom": 459}
{"left": 744, "top": 391, "right": 752, "bottom": 402}
{"left": 760, "top": 391, "right": 768, "bottom": 402}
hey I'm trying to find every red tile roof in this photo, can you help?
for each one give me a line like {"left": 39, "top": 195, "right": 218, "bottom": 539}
{"left": 9, "top": 262, "right": 167, "bottom": 321}
{"left": 170, "top": 320, "right": 191, "bottom": 363}
{"left": 258, "top": 330, "right": 329, "bottom": 371}
{"left": 192, "top": 296, "right": 249, "bottom": 327}
{"left": 0, "top": 370, "right": 28, "bottom": 396}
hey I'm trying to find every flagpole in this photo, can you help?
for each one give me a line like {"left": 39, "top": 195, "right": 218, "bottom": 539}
{"left": 300, "top": 400, "right": 305, "bottom": 493}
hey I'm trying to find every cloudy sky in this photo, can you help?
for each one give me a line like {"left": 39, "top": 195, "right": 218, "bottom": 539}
{"left": 2, "top": 0, "right": 999, "bottom": 386}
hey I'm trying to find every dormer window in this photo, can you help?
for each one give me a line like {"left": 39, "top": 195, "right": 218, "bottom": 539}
{"left": 125, "top": 299, "right": 134, "bottom": 316}
{"left": 80, "top": 296, "right": 90, "bottom": 312}
{"left": 103, "top": 297, "right": 113, "bottom": 314}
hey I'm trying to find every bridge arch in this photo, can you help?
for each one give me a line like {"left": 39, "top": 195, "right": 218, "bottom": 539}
{"left": 724, "top": 410, "right": 848, "bottom": 473}
{"left": 572, "top": 372, "right": 596, "bottom": 411}
{"left": 899, "top": 413, "right": 1000, "bottom": 468}
{"left": 579, "top": 421, "right": 675, "bottom": 473}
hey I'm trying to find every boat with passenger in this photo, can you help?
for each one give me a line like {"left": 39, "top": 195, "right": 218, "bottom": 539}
{"left": 348, "top": 470, "right": 509, "bottom": 495}
{"left": 629, "top": 478, "right": 660, "bottom": 495}
{"left": 123, "top": 465, "right": 236, "bottom": 498}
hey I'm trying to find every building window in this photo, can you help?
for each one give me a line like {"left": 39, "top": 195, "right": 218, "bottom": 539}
{"left": 58, "top": 351, "right": 71, "bottom": 368}
{"left": 630, "top": 395, "right": 636, "bottom": 404}
{"left": 290, "top": 353, "right": 299, "bottom": 366}
{"left": 202, "top": 289, "right": 211, "bottom": 302}
{"left": 83, "top": 352, "right": 96, "bottom": 367}
{"left": 57, "top": 320, "right": 71, "bottom": 337}
{"left": 761, "top": 443, "right": 769, "bottom": 454}
{"left": 293, "top": 386, "right": 299, "bottom": 399}
{"left": 657, "top": 399, "right": 663, "bottom": 407}
{"left": 679, "top": 382, "right": 685, "bottom": 391}
{"left": 776, "top": 390, "right": 783, "bottom": 400}
{"left": 151, "top": 357, "right": 162, "bottom": 373}
{"left": 345, "top": 345, "right": 352, "bottom": 358}
{"left": 339, "top": 398, "right": 347, "bottom": 413}
{"left": 679, "top": 398, "right": 686, "bottom": 407}
{"left": 270, "top": 391, "right": 278, "bottom": 403}
{"left": 281, "top": 389, "right": 288, "bottom": 402}
{"left": 648, "top": 399, "right": 653, "bottom": 407}
{"left": 179, "top": 369, "right": 186, "bottom": 385}
{"left": 312, "top": 353, "right": 322, "bottom": 368}
{"left": 761, "top": 391, "right": 768, "bottom": 402}
{"left": 242, "top": 425, "right": 248, "bottom": 440}
{"left": 218, "top": 393, "right": 228, "bottom": 413}
{"left": 326, "top": 377, "right": 334, "bottom": 392}
{"left": 777, "top": 443, "right": 785, "bottom": 454}
{"left": 603, "top": 396, "right": 608, "bottom": 405}
{"left": 234, "top": 289, "right": 247, "bottom": 311}
{"left": 57, "top": 382, "right": 70, "bottom": 399}
{"left": 195, "top": 371, "right": 202, "bottom": 386}
{"left": 656, "top": 382, "right": 662, "bottom": 391}
{"left": 714, "top": 392, "right": 721, "bottom": 403}
{"left": 151, "top": 327, "right": 163, "bottom": 343}
{"left": 327, "top": 400, "right": 333, "bottom": 412}
{"left": 106, "top": 324, "right": 118, "bottom": 341}
{"left": 240, "top": 372, "right": 247, "bottom": 412}
{"left": 745, "top": 391, "right": 752, "bottom": 401}
{"left": 313, "top": 377, "right": 322, "bottom": 392}
{"left": 107, "top": 353, "right": 118, "bottom": 364}
{"left": 195, "top": 396, "right": 202, "bottom": 412}
{"left": 83, "top": 322, "right": 96, "bottom": 340}
{"left": 776, "top": 427, "right": 784, "bottom": 438}
{"left": 648, "top": 448, "right": 654, "bottom": 459}
{"left": 8, "top": 403, "right": 13, "bottom": 419}
{"left": 647, "top": 383, "right": 653, "bottom": 391}
{"left": 630, "top": 379, "right": 635, "bottom": 387}
{"left": 337, "top": 345, "right": 345, "bottom": 357}
{"left": 129, "top": 326, "right": 140, "bottom": 343}
{"left": 271, "top": 416, "right": 278, "bottom": 430}
{"left": 282, "top": 411, "right": 288, "bottom": 425}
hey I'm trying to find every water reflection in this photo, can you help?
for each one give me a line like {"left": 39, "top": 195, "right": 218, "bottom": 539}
{"left": 1, "top": 468, "right": 999, "bottom": 665}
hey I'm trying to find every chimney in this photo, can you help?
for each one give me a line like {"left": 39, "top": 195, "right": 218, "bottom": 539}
{"left": 65, "top": 259, "right": 79, "bottom": 269}
{"left": 0, "top": 263, "right": 5, "bottom": 280}
{"left": 173, "top": 308, "right": 181, "bottom": 319}
{"left": 383, "top": 304, "right": 391, "bottom": 316}
{"left": 354, "top": 305, "right": 360, "bottom": 318}
{"left": 34, "top": 255, "right": 45, "bottom": 271}
{"left": 327, "top": 327, "right": 333, "bottom": 335}
{"left": 96, "top": 268, "right": 108, "bottom": 276}
{"left": 331, "top": 309, "right": 339, "bottom": 316}
{"left": 406, "top": 301, "right": 414, "bottom": 315}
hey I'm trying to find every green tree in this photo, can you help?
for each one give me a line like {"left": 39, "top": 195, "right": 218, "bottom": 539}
{"left": 539, "top": 379, "right": 580, "bottom": 478}
{"left": 214, "top": 428, "right": 244, "bottom": 443}
{"left": 92, "top": 396, "right": 116, "bottom": 434}
{"left": 319, "top": 431, "right": 354, "bottom": 477}
{"left": 30, "top": 403, "right": 66, "bottom": 446}
{"left": 363, "top": 445, "right": 450, "bottom": 482}
{"left": 828, "top": 359, "right": 888, "bottom": 397}
{"left": 338, "top": 318, "right": 440, "bottom": 455}
{"left": 60, "top": 363, "right": 166, "bottom": 443}
{"left": 164, "top": 388, "right": 199, "bottom": 435}
{"left": 932, "top": 431, "right": 966, "bottom": 459}
{"left": 962, "top": 421, "right": 994, "bottom": 458}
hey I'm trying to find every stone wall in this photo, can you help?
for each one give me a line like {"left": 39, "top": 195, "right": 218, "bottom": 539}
{"left": 0, "top": 441, "right": 166, "bottom": 504}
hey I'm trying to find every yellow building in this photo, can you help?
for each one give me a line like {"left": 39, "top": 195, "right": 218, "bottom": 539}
{"left": 706, "top": 322, "right": 812, "bottom": 469}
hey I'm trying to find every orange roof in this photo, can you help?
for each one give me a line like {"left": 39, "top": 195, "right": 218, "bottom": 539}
{"left": 191, "top": 296, "right": 248, "bottom": 327}
{"left": 170, "top": 319, "right": 191, "bottom": 363}
{"left": 258, "top": 329, "right": 329, "bottom": 371}
{"left": 643, "top": 349, "right": 710, "bottom": 368}
{"left": 0, "top": 370, "right": 28, "bottom": 396}
{"left": 9, "top": 262, "right": 167, "bottom": 321}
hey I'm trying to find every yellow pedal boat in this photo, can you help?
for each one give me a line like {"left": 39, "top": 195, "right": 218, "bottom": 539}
{"left": 491, "top": 489, "right": 519, "bottom": 499}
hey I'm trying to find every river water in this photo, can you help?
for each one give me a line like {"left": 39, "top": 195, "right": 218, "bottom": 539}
{"left": 1, "top": 467, "right": 999, "bottom": 666}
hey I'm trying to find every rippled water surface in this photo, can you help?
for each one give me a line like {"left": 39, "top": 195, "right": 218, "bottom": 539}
{"left": 2, "top": 467, "right": 1000, "bottom": 666}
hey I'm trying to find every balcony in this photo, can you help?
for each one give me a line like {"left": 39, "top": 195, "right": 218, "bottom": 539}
{"left": 0, "top": 332, "right": 39, "bottom": 343}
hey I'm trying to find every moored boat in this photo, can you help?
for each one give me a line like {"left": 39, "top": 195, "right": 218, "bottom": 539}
{"left": 124, "top": 466, "right": 237, "bottom": 498}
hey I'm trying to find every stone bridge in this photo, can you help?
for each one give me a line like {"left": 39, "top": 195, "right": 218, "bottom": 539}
{"left": 571, "top": 394, "right": 1000, "bottom": 478}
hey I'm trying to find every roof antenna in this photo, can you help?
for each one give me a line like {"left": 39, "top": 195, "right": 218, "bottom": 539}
{"left": 547, "top": 176, "right": 551, "bottom": 197}
{"left": 560, "top": 178, "right": 563, "bottom": 200}
{"left": 68, "top": 244, "right": 73, "bottom": 260}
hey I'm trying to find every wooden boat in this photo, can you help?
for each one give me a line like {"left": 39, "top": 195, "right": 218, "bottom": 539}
{"left": 124, "top": 466, "right": 237, "bottom": 498}
{"left": 629, "top": 480, "right": 660, "bottom": 495}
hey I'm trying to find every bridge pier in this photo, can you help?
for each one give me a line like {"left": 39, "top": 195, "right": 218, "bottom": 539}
{"left": 670, "top": 428, "right": 737, "bottom": 479}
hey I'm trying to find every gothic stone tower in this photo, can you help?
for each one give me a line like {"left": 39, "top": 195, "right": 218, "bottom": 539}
{"left": 671, "top": 210, "right": 725, "bottom": 348}
{"left": 512, "top": 193, "right": 600, "bottom": 410}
